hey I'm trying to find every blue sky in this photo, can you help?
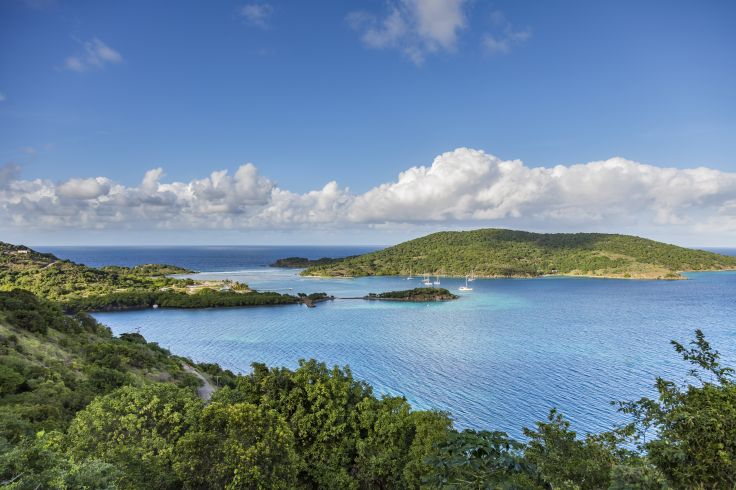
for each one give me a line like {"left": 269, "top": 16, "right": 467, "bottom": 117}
{"left": 1, "top": 0, "right": 736, "bottom": 246}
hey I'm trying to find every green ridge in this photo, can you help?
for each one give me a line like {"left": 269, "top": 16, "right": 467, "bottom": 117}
{"left": 303, "top": 228, "right": 736, "bottom": 279}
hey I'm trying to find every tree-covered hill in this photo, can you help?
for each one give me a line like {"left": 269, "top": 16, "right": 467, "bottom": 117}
{"left": 0, "top": 242, "right": 187, "bottom": 301}
{"left": 0, "top": 242, "right": 300, "bottom": 310}
{"left": 303, "top": 229, "right": 736, "bottom": 279}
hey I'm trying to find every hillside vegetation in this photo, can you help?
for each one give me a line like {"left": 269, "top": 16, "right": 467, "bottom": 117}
{"left": 0, "top": 289, "right": 209, "bottom": 438}
{"left": 0, "top": 243, "right": 300, "bottom": 311}
{"left": 0, "top": 243, "right": 191, "bottom": 301}
{"left": 303, "top": 229, "right": 736, "bottom": 279}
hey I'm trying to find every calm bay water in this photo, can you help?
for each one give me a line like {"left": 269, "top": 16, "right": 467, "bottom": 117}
{"left": 43, "top": 246, "right": 736, "bottom": 438}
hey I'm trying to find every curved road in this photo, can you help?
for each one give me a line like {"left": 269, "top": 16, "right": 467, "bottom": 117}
{"left": 182, "top": 364, "right": 216, "bottom": 401}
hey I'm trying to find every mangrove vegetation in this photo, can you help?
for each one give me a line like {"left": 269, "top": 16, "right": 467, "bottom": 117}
{"left": 365, "top": 287, "right": 458, "bottom": 302}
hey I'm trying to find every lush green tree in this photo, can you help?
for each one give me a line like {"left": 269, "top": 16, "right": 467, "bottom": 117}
{"left": 619, "top": 329, "right": 736, "bottom": 488}
{"left": 0, "top": 430, "right": 120, "bottom": 490}
{"left": 66, "top": 384, "right": 202, "bottom": 489}
{"left": 353, "top": 396, "right": 451, "bottom": 489}
{"left": 607, "top": 462, "right": 669, "bottom": 490}
{"left": 213, "top": 359, "right": 451, "bottom": 489}
{"left": 401, "top": 410, "right": 455, "bottom": 488}
{"left": 0, "top": 364, "right": 25, "bottom": 396}
{"left": 174, "top": 401, "right": 297, "bottom": 489}
{"left": 214, "top": 360, "right": 373, "bottom": 488}
{"left": 523, "top": 409, "right": 619, "bottom": 490}
{"left": 424, "top": 429, "right": 540, "bottom": 489}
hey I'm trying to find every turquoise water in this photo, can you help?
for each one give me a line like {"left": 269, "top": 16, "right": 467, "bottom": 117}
{"left": 86, "top": 262, "right": 736, "bottom": 438}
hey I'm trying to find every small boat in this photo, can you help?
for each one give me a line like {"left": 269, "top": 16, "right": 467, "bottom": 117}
{"left": 421, "top": 273, "right": 432, "bottom": 285}
{"left": 468, "top": 270, "right": 476, "bottom": 282}
{"left": 459, "top": 276, "right": 473, "bottom": 291}
{"left": 433, "top": 272, "right": 441, "bottom": 285}
{"left": 407, "top": 269, "right": 413, "bottom": 280}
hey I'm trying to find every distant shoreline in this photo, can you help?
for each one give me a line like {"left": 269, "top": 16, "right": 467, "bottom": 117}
{"left": 299, "top": 267, "right": 736, "bottom": 281}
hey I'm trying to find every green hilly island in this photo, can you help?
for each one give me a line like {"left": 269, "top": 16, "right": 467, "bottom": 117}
{"left": 303, "top": 229, "right": 736, "bottom": 279}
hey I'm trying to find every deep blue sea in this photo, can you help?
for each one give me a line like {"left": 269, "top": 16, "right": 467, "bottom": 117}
{"left": 40, "top": 246, "right": 736, "bottom": 438}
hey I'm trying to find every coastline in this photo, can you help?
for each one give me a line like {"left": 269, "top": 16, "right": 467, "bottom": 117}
{"left": 299, "top": 266, "right": 736, "bottom": 281}
{"left": 80, "top": 301, "right": 303, "bottom": 313}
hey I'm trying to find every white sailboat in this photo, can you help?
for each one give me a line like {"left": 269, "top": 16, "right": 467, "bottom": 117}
{"left": 433, "top": 272, "right": 441, "bottom": 286}
{"left": 459, "top": 275, "right": 473, "bottom": 291}
{"left": 468, "top": 269, "right": 476, "bottom": 282}
{"left": 421, "top": 273, "right": 432, "bottom": 285}
{"left": 406, "top": 268, "right": 413, "bottom": 280}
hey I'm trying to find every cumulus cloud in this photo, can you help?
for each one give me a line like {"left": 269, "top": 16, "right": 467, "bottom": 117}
{"left": 240, "top": 3, "right": 274, "bottom": 28}
{"left": 65, "top": 38, "right": 123, "bottom": 72}
{"left": 2, "top": 149, "right": 736, "bottom": 242}
{"left": 57, "top": 177, "right": 111, "bottom": 200}
{"left": 347, "top": 0, "right": 467, "bottom": 65}
{"left": 482, "top": 10, "right": 531, "bottom": 55}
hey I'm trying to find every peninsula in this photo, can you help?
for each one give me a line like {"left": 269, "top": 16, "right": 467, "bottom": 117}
{"left": 0, "top": 242, "right": 322, "bottom": 311}
{"left": 301, "top": 228, "right": 736, "bottom": 280}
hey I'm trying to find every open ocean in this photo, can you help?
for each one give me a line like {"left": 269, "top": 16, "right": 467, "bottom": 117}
{"left": 40, "top": 245, "right": 736, "bottom": 438}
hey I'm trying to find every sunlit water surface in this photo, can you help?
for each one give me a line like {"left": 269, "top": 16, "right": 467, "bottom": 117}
{"left": 43, "top": 246, "right": 736, "bottom": 437}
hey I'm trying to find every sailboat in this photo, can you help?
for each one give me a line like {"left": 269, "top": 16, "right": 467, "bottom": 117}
{"left": 468, "top": 269, "right": 476, "bottom": 282}
{"left": 459, "top": 275, "right": 473, "bottom": 291}
{"left": 433, "top": 271, "right": 441, "bottom": 286}
{"left": 406, "top": 269, "right": 413, "bottom": 280}
{"left": 421, "top": 273, "right": 432, "bottom": 285}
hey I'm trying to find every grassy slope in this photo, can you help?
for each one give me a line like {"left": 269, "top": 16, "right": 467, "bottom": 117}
{"left": 304, "top": 229, "right": 736, "bottom": 279}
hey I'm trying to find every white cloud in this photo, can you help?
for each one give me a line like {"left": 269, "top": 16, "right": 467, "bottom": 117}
{"left": 240, "top": 3, "right": 274, "bottom": 28}
{"left": 2, "top": 149, "right": 736, "bottom": 244}
{"left": 482, "top": 10, "right": 531, "bottom": 55}
{"left": 57, "top": 177, "right": 111, "bottom": 200}
{"left": 64, "top": 38, "right": 123, "bottom": 72}
{"left": 347, "top": 0, "right": 467, "bottom": 65}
